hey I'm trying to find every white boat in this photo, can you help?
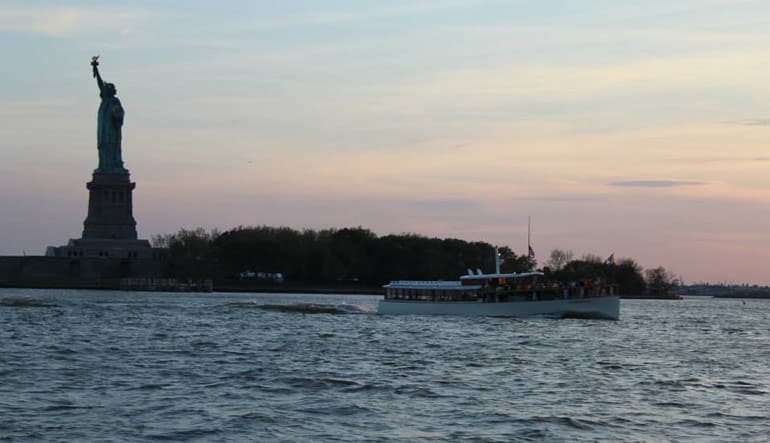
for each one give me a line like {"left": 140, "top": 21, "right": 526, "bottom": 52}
{"left": 378, "top": 250, "right": 620, "bottom": 320}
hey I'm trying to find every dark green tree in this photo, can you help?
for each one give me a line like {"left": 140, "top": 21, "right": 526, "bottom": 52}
{"left": 645, "top": 266, "right": 680, "bottom": 295}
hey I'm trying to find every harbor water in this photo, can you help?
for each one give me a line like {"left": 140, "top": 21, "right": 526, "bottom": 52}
{"left": 1, "top": 289, "right": 768, "bottom": 442}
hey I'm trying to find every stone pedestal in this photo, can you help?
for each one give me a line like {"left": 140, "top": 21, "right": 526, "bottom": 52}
{"left": 82, "top": 172, "right": 138, "bottom": 240}
{"left": 61, "top": 237, "right": 153, "bottom": 259}
{"left": 47, "top": 171, "right": 154, "bottom": 261}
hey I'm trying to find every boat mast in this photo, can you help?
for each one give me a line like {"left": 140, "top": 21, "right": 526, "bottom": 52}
{"left": 495, "top": 246, "right": 501, "bottom": 274}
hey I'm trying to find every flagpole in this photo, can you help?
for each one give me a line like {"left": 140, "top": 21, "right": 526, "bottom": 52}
{"left": 528, "top": 215, "right": 531, "bottom": 253}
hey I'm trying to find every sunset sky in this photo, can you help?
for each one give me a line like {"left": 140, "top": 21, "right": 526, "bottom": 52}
{"left": 2, "top": 0, "right": 770, "bottom": 284}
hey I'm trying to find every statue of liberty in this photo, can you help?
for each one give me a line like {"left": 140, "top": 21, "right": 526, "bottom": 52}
{"left": 91, "top": 56, "right": 127, "bottom": 174}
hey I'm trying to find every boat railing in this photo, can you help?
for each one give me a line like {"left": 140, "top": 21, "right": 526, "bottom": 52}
{"left": 385, "top": 281, "right": 617, "bottom": 302}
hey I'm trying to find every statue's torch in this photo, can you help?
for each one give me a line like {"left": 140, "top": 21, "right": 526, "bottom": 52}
{"left": 91, "top": 55, "right": 100, "bottom": 77}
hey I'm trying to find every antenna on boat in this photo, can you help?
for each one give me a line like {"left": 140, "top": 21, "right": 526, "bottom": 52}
{"left": 494, "top": 246, "right": 501, "bottom": 275}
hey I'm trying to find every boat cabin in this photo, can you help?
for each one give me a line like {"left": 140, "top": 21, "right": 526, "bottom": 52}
{"left": 383, "top": 280, "right": 482, "bottom": 302}
{"left": 384, "top": 270, "right": 616, "bottom": 302}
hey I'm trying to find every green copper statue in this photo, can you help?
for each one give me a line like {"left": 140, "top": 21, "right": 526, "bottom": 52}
{"left": 91, "top": 56, "right": 127, "bottom": 174}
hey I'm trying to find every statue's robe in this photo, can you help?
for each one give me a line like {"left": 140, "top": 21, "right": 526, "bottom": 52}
{"left": 96, "top": 96, "right": 125, "bottom": 173}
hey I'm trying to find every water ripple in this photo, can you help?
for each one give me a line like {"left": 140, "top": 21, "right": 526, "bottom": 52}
{"left": 1, "top": 290, "right": 769, "bottom": 442}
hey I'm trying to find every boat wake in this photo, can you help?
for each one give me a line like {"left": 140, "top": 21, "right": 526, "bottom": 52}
{"left": 0, "top": 297, "right": 59, "bottom": 308}
{"left": 225, "top": 302, "right": 373, "bottom": 315}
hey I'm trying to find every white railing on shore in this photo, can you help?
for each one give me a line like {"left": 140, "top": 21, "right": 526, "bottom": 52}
{"left": 119, "top": 278, "right": 213, "bottom": 292}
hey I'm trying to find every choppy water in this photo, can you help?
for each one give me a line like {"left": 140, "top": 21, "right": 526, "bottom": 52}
{"left": 1, "top": 289, "right": 769, "bottom": 442}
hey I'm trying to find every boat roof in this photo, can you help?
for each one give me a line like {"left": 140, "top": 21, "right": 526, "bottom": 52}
{"left": 459, "top": 271, "right": 544, "bottom": 280}
{"left": 384, "top": 271, "right": 543, "bottom": 289}
{"left": 383, "top": 280, "right": 482, "bottom": 290}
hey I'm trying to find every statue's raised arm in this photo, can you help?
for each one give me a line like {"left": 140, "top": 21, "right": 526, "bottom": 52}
{"left": 91, "top": 55, "right": 104, "bottom": 91}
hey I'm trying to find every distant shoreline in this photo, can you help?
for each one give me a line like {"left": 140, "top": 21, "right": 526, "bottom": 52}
{"left": 215, "top": 284, "right": 383, "bottom": 296}
{"left": 6, "top": 282, "right": 768, "bottom": 299}
{"left": 0, "top": 281, "right": 384, "bottom": 295}
{"left": 620, "top": 294, "right": 683, "bottom": 300}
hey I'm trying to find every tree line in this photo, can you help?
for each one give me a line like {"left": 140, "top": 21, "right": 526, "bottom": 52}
{"left": 153, "top": 226, "right": 679, "bottom": 294}
{"left": 544, "top": 249, "right": 679, "bottom": 295}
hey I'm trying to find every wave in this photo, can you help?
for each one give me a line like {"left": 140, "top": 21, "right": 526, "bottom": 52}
{"left": 299, "top": 404, "right": 373, "bottom": 416}
{"left": 0, "top": 297, "right": 58, "bottom": 308}
{"left": 282, "top": 376, "right": 364, "bottom": 389}
{"left": 225, "top": 302, "right": 371, "bottom": 315}
{"left": 43, "top": 401, "right": 96, "bottom": 411}
{"left": 143, "top": 428, "right": 222, "bottom": 441}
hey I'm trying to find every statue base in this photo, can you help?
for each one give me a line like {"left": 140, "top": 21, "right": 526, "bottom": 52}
{"left": 50, "top": 237, "right": 154, "bottom": 259}
{"left": 82, "top": 172, "right": 139, "bottom": 240}
{"left": 46, "top": 172, "right": 155, "bottom": 260}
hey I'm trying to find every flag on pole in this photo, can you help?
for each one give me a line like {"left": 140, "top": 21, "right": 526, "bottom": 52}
{"left": 605, "top": 253, "right": 615, "bottom": 265}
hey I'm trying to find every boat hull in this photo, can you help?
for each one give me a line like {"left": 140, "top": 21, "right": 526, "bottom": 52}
{"left": 378, "top": 296, "right": 620, "bottom": 320}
